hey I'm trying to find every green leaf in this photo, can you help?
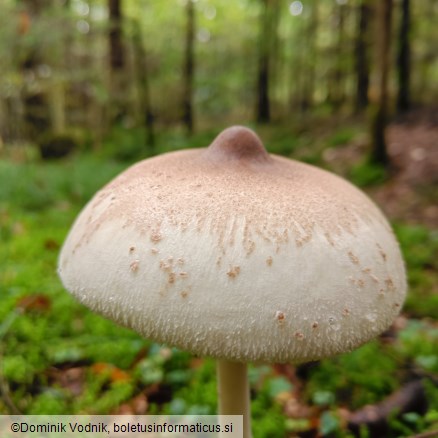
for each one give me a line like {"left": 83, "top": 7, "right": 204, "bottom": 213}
{"left": 319, "top": 411, "right": 340, "bottom": 436}
{"left": 267, "top": 376, "right": 293, "bottom": 398}
{"left": 415, "top": 355, "right": 438, "bottom": 371}
{"left": 312, "top": 390, "right": 335, "bottom": 406}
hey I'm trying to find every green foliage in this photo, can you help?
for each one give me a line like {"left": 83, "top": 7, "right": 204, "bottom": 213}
{"left": 102, "top": 127, "right": 151, "bottom": 162}
{"left": 326, "top": 128, "right": 356, "bottom": 147}
{"left": 251, "top": 390, "right": 287, "bottom": 438}
{"left": 100, "top": 125, "right": 226, "bottom": 162}
{"left": 2, "top": 356, "right": 35, "bottom": 384}
{"left": 262, "top": 129, "right": 301, "bottom": 157}
{"left": 266, "top": 376, "right": 293, "bottom": 399}
{"left": 81, "top": 379, "right": 135, "bottom": 414}
{"left": 395, "top": 320, "right": 438, "bottom": 373}
{"left": 305, "top": 342, "right": 399, "bottom": 410}
{"left": 394, "top": 224, "right": 438, "bottom": 317}
{"left": 348, "top": 160, "right": 388, "bottom": 187}
{"left": 0, "top": 156, "right": 126, "bottom": 212}
{"left": 319, "top": 410, "right": 341, "bottom": 436}
{"left": 135, "top": 358, "right": 164, "bottom": 386}
{"left": 28, "top": 391, "right": 69, "bottom": 415}
{"left": 156, "top": 128, "right": 220, "bottom": 154}
{"left": 388, "top": 408, "right": 438, "bottom": 438}
{"left": 164, "top": 358, "right": 216, "bottom": 415}
{"left": 312, "top": 390, "right": 336, "bottom": 407}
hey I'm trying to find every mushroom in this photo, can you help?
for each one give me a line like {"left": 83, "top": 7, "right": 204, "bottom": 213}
{"left": 58, "top": 126, "right": 406, "bottom": 438}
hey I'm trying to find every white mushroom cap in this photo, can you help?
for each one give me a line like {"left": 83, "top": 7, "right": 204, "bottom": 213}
{"left": 58, "top": 126, "right": 406, "bottom": 363}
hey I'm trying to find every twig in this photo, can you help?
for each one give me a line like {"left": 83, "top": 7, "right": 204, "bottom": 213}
{"left": 347, "top": 380, "right": 428, "bottom": 436}
{"left": 407, "top": 431, "right": 438, "bottom": 438}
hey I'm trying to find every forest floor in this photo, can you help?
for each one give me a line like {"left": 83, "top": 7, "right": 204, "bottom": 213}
{"left": 376, "top": 110, "right": 438, "bottom": 228}
{"left": 0, "top": 108, "right": 437, "bottom": 437}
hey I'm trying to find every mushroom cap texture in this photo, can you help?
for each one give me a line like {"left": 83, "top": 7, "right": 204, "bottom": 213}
{"left": 58, "top": 126, "right": 406, "bottom": 363}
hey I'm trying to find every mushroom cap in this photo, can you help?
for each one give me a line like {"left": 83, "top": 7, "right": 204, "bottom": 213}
{"left": 58, "top": 126, "right": 406, "bottom": 363}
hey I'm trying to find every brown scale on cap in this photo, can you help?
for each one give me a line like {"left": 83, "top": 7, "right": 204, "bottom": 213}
{"left": 130, "top": 260, "right": 139, "bottom": 272}
{"left": 377, "top": 243, "right": 388, "bottom": 261}
{"left": 294, "top": 331, "right": 305, "bottom": 341}
{"left": 168, "top": 272, "right": 176, "bottom": 285}
{"left": 150, "top": 232, "right": 163, "bottom": 243}
{"left": 227, "top": 266, "right": 241, "bottom": 279}
{"left": 275, "top": 311, "right": 285, "bottom": 322}
{"left": 348, "top": 251, "right": 360, "bottom": 265}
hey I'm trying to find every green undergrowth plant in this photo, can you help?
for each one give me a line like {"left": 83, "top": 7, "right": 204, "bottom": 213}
{"left": 326, "top": 127, "right": 357, "bottom": 148}
{"left": 101, "top": 126, "right": 222, "bottom": 162}
{"left": 0, "top": 156, "right": 126, "bottom": 213}
{"left": 348, "top": 160, "right": 388, "bottom": 187}
{"left": 394, "top": 224, "right": 438, "bottom": 318}
{"left": 395, "top": 319, "right": 438, "bottom": 373}
{"left": 304, "top": 341, "right": 400, "bottom": 410}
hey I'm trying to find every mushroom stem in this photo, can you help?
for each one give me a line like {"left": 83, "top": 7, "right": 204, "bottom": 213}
{"left": 217, "top": 359, "right": 251, "bottom": 438}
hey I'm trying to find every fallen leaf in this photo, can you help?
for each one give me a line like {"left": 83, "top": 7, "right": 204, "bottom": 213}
{"left": 17, "top": 294, "right": 51, "bottom": 313}
{"left": 91, "top": 363, "right": 131, "bottom": 383}
{"left": 44, "top": 239, "right": 60, "bottom": 251}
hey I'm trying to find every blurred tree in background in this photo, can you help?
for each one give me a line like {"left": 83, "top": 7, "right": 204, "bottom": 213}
{"left": 370, "top": 0, "right": 393, "bottom": 166}
{"left": 182, "top": 0, "right": 196, "bottom": 134}
{"left": 354, "top": 0, "right": 371, "bottom": 112}
{"left": 0, "top": 0, "right": 437, "bottom": 158}
{"left": 397, "top": 0, "right": 411, "bottom": 113}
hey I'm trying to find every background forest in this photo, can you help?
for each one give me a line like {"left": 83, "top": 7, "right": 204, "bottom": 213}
{"left": 0, "top": 0, "right": 437, "bottom": 437}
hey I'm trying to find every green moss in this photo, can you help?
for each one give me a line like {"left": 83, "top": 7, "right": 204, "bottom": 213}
{"left": 394, "top": 224, "right": 438, "bottom": 318}
{"left": 2, "top": 355, "right": 35, "bottom": 384}
{"left": 305, "top": 342, "right": 399, "bottom": 409}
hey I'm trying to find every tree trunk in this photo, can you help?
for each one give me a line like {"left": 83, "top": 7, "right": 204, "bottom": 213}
{"left": 20, "top": 0, "right": 51, "bottom": 142}
{"left": 355, "top": 0, "right": 371, "bottom": 111}
{"left": 109, "top": 0, "right": 124, "bottom": 70}
{"left": 397, "top": 0, "right": 411, "bottom": 113}
{"left": 108, "top": 0, "right": 126, "bottom": 123}
{"left": 132, "top": 20, "right": 155, "bottom": 151}
{"left": 48, "top": 79, "right": 66, "bottom": 135}
{"left": 47, "top": 1, "right": 67, "bottom": 136}
{"left": 370, "top": 0, "right": 393, "bottom": 166}
{"left": 256, "top": 0, "right": 273, "bottom": 123}
{"left": 301, "top": 0, "right": 318, "bottom": 112}
{"left": 332, "top": 2, "right": 347, "bottom": 108}
{"left": 182, "top": 0, "right": 195, "bottom": 135}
